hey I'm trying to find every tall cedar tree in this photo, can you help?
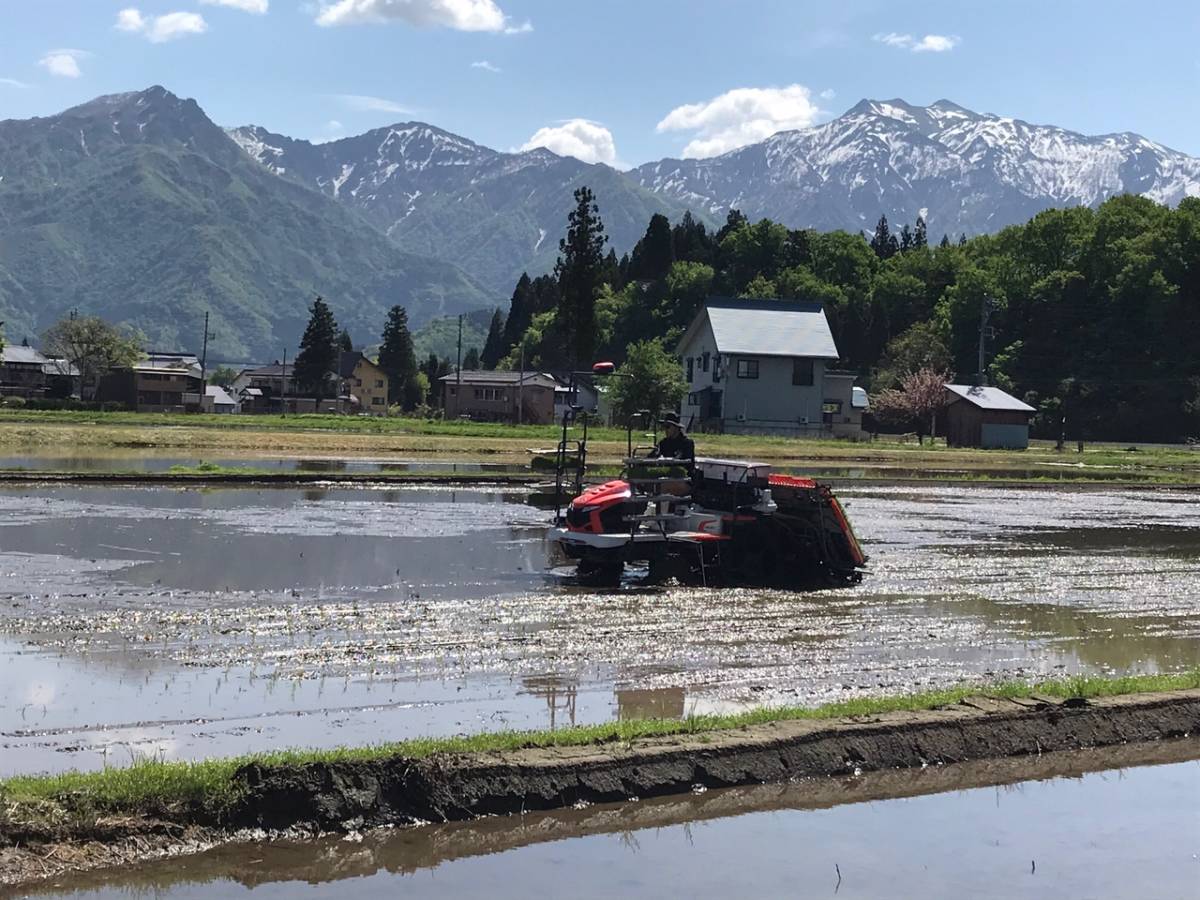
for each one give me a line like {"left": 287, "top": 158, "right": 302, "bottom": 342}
{"left": 914, "top": 216, "right": 928, "bottom": 248}
{"left": 628, "top": 213, "right": 675, "bottom": 281}
{"left": 501, "top": 273, "right": 533, "bottom": 357}
{"left": 462, "top": 347, "right": 481, "bottom": 370}
{"left": 294, "top": 296, "right": 339, "bottom": 403}
{"left": 378, "top": 305, "right": 420, "bottom": 409}
{"left": 870, "top": 215, "right": 897, "bottom": 259}
{"left": 338, "top": 328, "right": 353, "bottom": 352}
{"left": 480, "top": 308, "right": 506, "bottom": 369}
{"left": 421, "top": 353, "right": 450, "bottom": 406}
{"left": 554, "top": 186, "right": 606, "bottom": 369}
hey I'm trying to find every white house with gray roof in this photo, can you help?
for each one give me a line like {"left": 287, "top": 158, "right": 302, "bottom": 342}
{"left": 676, "top": 298, "right": 860, "bottom": 436}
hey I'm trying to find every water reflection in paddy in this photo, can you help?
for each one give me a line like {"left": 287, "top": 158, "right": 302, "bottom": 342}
{"left": 19, "top": 744, "right": 1200, "bottom": 900}
{"left": 1, "top": 483, "right": 1197, "bottom": 775}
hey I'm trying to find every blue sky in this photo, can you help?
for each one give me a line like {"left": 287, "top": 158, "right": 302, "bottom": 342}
{"left": 3, "top": 0, "right": 1198, "bottom": 166}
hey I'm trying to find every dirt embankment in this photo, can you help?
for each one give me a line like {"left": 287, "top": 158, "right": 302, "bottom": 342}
{"left": 3, "top": 689, "right": 1198, "bottom": 887}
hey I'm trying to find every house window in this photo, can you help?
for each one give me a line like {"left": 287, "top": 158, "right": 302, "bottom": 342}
{"left": 474, "top": 388, "right": 483, "bottom": 399}
{"left": 702, "top": 352, "right": 710, "bottom": 372}
{"left": 822, "top": 400, "right": 843, "bottom": 414}
{"left": 792, "top": 359, "right": 814, "bottom": 386}
{"left": 736, "top": 359, "right": 759, "bottom": 379}
{"left": 375, "top": 379, "right": 384, "bottom": 388}
{"left": 355, "top": 378, "right": 362, "bottom": 387}
{"left": 713, "top": 354, "right": 721, "bottom": 383}
{"left": 372, "top": 396, "right": 385, "bottom": 406}
{"left": 687, "top": 392, "right": 698, "bottom": 406}
{"left": 686, "top": 358, "right": 694, "bottom": 381}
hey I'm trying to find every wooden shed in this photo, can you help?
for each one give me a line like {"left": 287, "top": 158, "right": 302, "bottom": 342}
{"left": 943, "top": 384, "right": 1036, "bottom": 449}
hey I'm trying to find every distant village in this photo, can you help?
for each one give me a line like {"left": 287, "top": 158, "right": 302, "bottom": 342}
{"left": 0, "top": 293, "right": 1038, "bottom": 450}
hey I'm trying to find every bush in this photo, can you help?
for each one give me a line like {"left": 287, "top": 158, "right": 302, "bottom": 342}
{"left": 1, "top": 395, "right": 26, "bottom": 408}
{"left": 14, "top": 398, "right": 132, "bottom": 412}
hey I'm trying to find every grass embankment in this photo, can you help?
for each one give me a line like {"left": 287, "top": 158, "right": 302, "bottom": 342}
{"left": 3, "top": 670, "right": 1197, "bottom": 832}
{"left": 0, "top": 409, "right": 1197, "bottom": 484}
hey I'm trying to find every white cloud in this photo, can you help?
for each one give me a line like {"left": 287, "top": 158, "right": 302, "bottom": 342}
{"left": 200, "top": 0, "right": 269, "bottom": 12}
{"left": 117, "top": 9, "right": 209, "bottom": 42}
{"left": 39, "top": 49, "right": 88, "bottom": 79}
{"left": 819, "top": 88, "right": 836, "bottom": 101}
{"left": 873, "top": 32, "right": 959, "bottom": 52}
{"left": 315, "top": 0, "right": 526, "bottom": 32}
{"left": 656, "top": 84, "right": 821, "bottom": 158}
{"left": 332, "top": 93, "right": 412, "bottom": 114}
{"left": 0, "top": 77, "right": 30, "bottom": 88}
{"left": 520, "top": 119, "right": 618, "bottom": 166}
{"left": 913, "top": 34, "right": 959, "bottom": 53}
{"left": 470, "top": 59, "right": 501, "bottom": 73}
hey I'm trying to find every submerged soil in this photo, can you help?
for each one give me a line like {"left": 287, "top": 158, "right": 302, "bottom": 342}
{"left": 2, "top": 688, "right": 1197, "bottom": 888}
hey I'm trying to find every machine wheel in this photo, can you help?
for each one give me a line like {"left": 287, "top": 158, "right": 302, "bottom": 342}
{"left": 577, "top": 557, "right": 624, "bottom": 587}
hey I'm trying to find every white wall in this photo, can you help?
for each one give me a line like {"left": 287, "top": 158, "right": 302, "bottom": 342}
{"left": 720, "top": 355, "right": 827, "bottom": 433}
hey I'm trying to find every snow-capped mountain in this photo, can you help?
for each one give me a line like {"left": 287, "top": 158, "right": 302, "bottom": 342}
{"left": 226, "top": 122, "right": 694, "bottom": 295}
{"left": 632, "top": 98, "right": 1200, "bottom": 236}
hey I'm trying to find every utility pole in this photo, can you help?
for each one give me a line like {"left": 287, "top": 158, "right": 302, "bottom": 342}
{"left": 199, "top": 311, "right": 211, "bottom": 384}
{"left": 455, "top": 313, "right": 463, "bottom": 418}
{"left": 518, "top": 342, "right": 525, "bottom": 425}
{"left": 977, "top": 295, "right": 996, "bottom": 386}
{"left": 281, "top": 347, "right": 287, "bottom": 418}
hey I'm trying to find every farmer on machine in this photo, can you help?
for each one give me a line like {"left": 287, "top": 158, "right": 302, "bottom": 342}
{"left": 651, "top": 412, "right": 695, "bottom": 466}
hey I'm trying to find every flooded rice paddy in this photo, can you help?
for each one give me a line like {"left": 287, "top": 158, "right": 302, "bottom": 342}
{"left": 1, "top": 480, "right": 1198, "bottom": 776}
{"left": 15, "top": 744, "right": 1200, "bottom": 899}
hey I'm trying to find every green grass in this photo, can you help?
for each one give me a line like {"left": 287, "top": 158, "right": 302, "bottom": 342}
{"left": 2, "top": 669, "right": 1196, "bottom": 829}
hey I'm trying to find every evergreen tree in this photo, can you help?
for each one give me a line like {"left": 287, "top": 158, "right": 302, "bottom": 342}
{"left": 627, "top": 213, "right": 675, "bottom": 281}
{"left": 480, "top": 308, "right": 507, "bottom": 369}
{"left": 338, "top": 328, "right": 353, "bottom": 352}
{"left": 378, "top": 305, "right": 420, "bottom": 409}
{"left": 899, "top": 223, "right": 914, "bottom": 253}
{"left": 939, "top": 233, "right": 952, "bottom": 249}
{"left": 294, "top": 295, "right": 339, "bottom": 403}
{"left": 462, "top": 347, "right": 481, "bottom": 370}
{"left": 601, "top": 248, "right": 624, "bottom": 289}
{"left": 554, "top": 186, "right": 607, "bottom": 369}
{"left": 958, "top": 233, "right": 968, "bottom": 246}
{"left": 672, "top": 211, "right": 715, "bottom": 265}
{"left": 870, "top": 215, "right": 896, "bottom": 259}
{"left": 716, "top": 208, "right": 748, "bottom": 242}
{"left": 501, "top": 273, "right": 533, "bottom": 356}
{"left": 914, "top": 216, "right": 928, "bottom": 248}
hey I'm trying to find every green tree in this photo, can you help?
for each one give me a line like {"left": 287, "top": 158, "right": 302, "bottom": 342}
{"left": 42, "top": 314, "right": 144, "bottom": 400}
{"left": 480, "top": 308, "right": 506, "bottom": 370}
{"left": 462, "top": 347, "right": 481, "bottom": 370}
{"left": 627, "top": 213, "right": 675, "bottom": 281}
{"left": 872, "top": 321, "right": 953, "bottom": 390}
{"left": 294, "top": 296, "right": 339, "bottom": 403}
{"left": 608, "top": 339, "right": 688, "bottom": 424}
{"left": 209, "top": 365, "right": 238, "bottom": 388}
{"left": 378, "top": 305, "right": 421, "bottom": 410}
{"left": 338, "top": 328, "right": 354, "bottom": 352}
{"left": 870, "top": 215, "right": 897, "bottom": 259}
{"left": 554, "top": 186, "right": 607, "bottom": 369}
{"left": 501, "top": 273, "right": 533, "bottom": 357}
{"left": 913, "top": 216, "right": 928, "bottom": 248}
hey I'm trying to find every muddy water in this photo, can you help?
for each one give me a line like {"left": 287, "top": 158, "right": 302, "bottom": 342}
{"left": 2, "top": 484, "right": 1199, "bottom": 775}
{"left": 18, "top": 746, "right": 1200, "bottom": 899}
{"left": 0, "top": 452, "right": 531, "bottom": 474}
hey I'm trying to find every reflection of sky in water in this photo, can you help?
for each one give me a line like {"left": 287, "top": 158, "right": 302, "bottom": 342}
{"left": 25, "top": 755, "right": 1200, "bottom": 900}
{"left": 1, "top": 484, "right": 1198, "bottom": 776}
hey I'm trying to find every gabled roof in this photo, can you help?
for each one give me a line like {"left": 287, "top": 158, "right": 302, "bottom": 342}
{"left": 944, "top": 384, "right": 1036, "bottom": 413}
{"left": 241, "top": 363, "right": 294, "bottom": 378}
{"left": 438, "top": 370, "right": 556, "bottom": 385}
{"left": 338, "top": 351, "right": 380, "bottom": 379}
{"left": 2, "top": 346, "right": 48, "bottom": 366}
{"left": 677, "top": 298, "right": 840, "bottom": 360}
{"left": 205, "top": 384, "right": 236, "bottom": 406}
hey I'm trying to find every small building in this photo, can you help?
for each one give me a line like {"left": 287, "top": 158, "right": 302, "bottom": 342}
{"left": 676, "top": 298, "right": 861, "bottom": 437}
{"left": 440, "top": 370, "right": 558, "bottom": 424}
{"left": 943, "top": 384, "right": 1036, "bottom": 449}
{"left": 232, "top": 363, "right": 298, "bottom": 411}
{"left": 204, "top": 384, "right": 238, "bottom": 414}
{"left": 338, "top": 352, "right": 389, "bottom": 416}
{"left": 553, "top": 379, "right": 600, "bottom": 423}
{"left": 0, "top": 345, "right": 52, "bottom": 399}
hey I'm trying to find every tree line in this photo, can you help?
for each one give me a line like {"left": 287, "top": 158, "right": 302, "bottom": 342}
{"left": 468, "top": 189, "right": 1198, "bottom": 442}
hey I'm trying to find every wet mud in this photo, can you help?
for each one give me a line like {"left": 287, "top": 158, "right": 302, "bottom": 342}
{"left": 2, "top": 483, "right": 1199, "bottom": 774}
{"left": 2, "top": 690, "right": 1197, "bottom": 889}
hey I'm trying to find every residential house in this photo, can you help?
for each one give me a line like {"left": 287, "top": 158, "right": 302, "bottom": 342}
{"left": 676, "top": 298, "right": 862, "bottom": 437}
{"left": 440, "top": 370, "right": 558, "bottom": 424}
{"left": 232, "top": 362, "right": 297, "bottom": 413}
{"left": 338, "top": 352, "right": 389, "bottom": 415}
{"left": 98, "top": 351, "right": 203, "bottom": 412}
{"left": 553, "top": 378, "right": 600, "bottom": 424}
{"left": 943, "top": 384, "right": 1036, "bottom": 449}
{"left": 1, "top": 346, "right": 51, "bottom": 399}
{"left": 204, "top": 384, "right": 238, "bottom": 414}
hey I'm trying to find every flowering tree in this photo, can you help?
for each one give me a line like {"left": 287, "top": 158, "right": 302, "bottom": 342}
{"left": 871, "top": 367, "right": 953, "bottom": 444}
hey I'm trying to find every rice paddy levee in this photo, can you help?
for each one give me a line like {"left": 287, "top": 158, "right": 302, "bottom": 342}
{"left": 2, "top": 676, "right": 1197, "bottom": 888}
